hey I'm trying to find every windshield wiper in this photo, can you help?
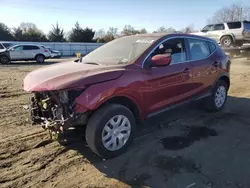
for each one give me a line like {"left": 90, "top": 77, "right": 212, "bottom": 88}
{"left": 74, "top": 58, "right": 99, "bottom": 65}
{"left": 84, "top": 62, "right": 99, "bottom": 65}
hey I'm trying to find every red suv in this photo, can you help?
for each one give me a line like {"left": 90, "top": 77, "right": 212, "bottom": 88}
{"left": 24, "top": 33, "right": 230, "bottom": 158}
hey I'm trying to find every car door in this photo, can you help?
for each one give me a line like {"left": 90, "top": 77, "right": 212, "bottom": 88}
{"left": 9, "top": 45, "right": 24, "bottom": 60}
{"left": 186, "top": 38, "right": 218, "bottom": 97}
{"left": 207, "top": 24, "right": 225, "bottom": 43}
{"left": 141, "top": 37, "right": 196, "bottom": 116}
{"left": 23, "top": 45, "right": 38, "bottom": 59}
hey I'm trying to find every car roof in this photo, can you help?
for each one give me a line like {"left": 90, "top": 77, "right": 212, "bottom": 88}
{"left": 11, "top": 44, "right": 42, "bottom": 47}
{"left": 126, "top": 33, "right": 215, "bottom": 42}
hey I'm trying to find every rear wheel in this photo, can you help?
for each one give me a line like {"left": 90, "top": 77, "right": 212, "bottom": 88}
{"left": 203, "top": 80, "right": 228, "bottom": 112}
{"left": 85, "top": 104, "right": 136, "bottom": 158}
{"left": 220, "top": 36, "right": 233, "bottom": 47}
{"left": 36, "top": 55, "right": 45, "bottom": 63}
{"left": 0, "top": 55, "right": 10, "bottom": 64}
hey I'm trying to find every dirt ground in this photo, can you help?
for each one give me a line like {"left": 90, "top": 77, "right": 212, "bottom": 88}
{"left": 1, "top": 58, "right": 250, "bottom": 188}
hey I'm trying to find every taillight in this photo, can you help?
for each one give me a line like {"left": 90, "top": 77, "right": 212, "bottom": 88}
{"left": 44, "top": 49, "right": 48, "bottom": 52}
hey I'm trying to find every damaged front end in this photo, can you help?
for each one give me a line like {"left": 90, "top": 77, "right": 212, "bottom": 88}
{"left": 29, "top": 89, "right": 86, "bottom": 142}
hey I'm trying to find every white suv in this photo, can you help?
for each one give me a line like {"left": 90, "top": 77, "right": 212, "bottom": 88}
{"left": 192, "top": 21, "right": 250, "bottom": 47}
{"left": 9, "top": 44, "right": 51, "bottom": 63}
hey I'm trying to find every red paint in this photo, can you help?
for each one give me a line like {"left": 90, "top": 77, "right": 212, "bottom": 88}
{"left": 24, "top": 34, "right": 230, "bottom": 120}
{"left": 151, "top": 54, "right": 171, "bottom": 66}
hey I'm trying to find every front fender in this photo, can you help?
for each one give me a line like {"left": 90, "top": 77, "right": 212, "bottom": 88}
{"left": 74, "top": 79, "right": 143, "bottom": 117}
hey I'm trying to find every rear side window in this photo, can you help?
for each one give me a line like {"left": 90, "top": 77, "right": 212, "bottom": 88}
{"left": 227, "top": 22, "right": 242, "bottom": 29}
{"left": 0, "top": 44, "right": 4, "bottom": 49}
{"left": 214, "top": 24, "right": 225, "bottom": 31}
{"left": 23, "top": 45, "right": 40, "bottom": 50}
{"left": 243, "top": 21, "right": 250, "bottom": 30}
{"left": 207, "top": 41, "right": 217, "bottom": 53}
{"left": 188, "top": 38, "right": 210, "bottom": 60}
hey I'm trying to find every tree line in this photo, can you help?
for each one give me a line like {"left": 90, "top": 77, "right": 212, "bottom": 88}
{"left": 0, "top": 3, "right": 249, "bottom": 43}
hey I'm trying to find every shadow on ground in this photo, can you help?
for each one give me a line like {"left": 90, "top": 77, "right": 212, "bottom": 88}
{"left": 64, "top": 96, "right": 250, "bottom": 188}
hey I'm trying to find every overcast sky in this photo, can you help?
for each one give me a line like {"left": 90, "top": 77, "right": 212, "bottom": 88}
{"left": 0, "top": 0, "right": 249, "bottom": 34}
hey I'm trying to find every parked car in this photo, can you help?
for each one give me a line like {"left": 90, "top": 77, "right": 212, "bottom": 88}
{"left": 23, "top": 33, "right": 231, "bottom": 158}
{"left": 192, "top": 21, "right": 250, "bottom": 47}
{"left": 0, "top": 42, "right": 14, "bottom": 49}
{"left": 9, "top": 44, "right": 51, "bottom": 63}
{"left": 46, "top": 47, "right": 61, "bottom": 58}
{"left": 0, "top": 48, "right": 11, "bottom": 64}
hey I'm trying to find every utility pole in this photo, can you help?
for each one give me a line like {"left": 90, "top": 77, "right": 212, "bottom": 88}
{"left": 240, "top": 7, "right": 243, "bottom": 21}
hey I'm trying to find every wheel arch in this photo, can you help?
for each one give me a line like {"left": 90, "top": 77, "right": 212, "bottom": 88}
{"left": 214, "top": 73, "right": 230, "bottom": 89}
{"left": 220, "top": 34, "right": 235, "bottom": 43}
{"left": 96, "top": 95, "right": 143, "bottom": 123}
{"left": 35, "top": 53, "right": 45, "bottom": 59}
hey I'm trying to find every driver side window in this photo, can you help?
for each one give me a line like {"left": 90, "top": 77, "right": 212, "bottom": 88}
{"left": 151, "top": 38, "right": 187, "bottom": 65}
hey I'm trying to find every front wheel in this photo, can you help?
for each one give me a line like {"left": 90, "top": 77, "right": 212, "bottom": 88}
{"left": 86, "top": 104, "right": 136, "bottom": 158}
{"left": 0, "top": 55, "right": 10, "bottom": 64}
{"left": 203, "top": 80, "right": 228, "bottom": 112}
{"left": 36, "top": 55, "right": 45, "bottom": 63}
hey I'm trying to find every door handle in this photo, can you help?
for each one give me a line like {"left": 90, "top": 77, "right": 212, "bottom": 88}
{"left": 181, "top": 68, "right": 191, "bottom": 77}
{"left": 213, "top": 61, "right": 220, "bottom": 67}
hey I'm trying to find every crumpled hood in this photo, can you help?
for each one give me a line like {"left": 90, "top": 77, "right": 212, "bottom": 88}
{"left": 24, "top": 61, "right": 125, "bottom": 92}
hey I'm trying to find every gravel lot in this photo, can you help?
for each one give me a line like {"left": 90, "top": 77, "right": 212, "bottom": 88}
{"left": 1, "top": 58, "right": 250, "bottom": 188}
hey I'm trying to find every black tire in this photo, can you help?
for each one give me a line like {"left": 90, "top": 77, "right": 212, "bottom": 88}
{"left": 0, "top": 55, "right": 10, "bottom": 64}
{"left": 36, "top": 55, "right": 45, "bottom": 63}
{"left": 203, "top": 80, "right": 228, "bottom": 112}
{"left": 220, "top": 36, "right": 233, "bottom": 47}
{"left": 86, "top": 104, "right": 136, "bottom": 158}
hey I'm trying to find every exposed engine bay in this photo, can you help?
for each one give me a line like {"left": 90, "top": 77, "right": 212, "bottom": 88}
{"left": 29, "top": 90, "right": 86, "bottom": 142}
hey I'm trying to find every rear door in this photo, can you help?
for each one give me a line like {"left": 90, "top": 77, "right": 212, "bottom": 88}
{"left": 23, "top": 45, "right": 40, "bottom": 59}
{"left": 227, "top": 22, "right": 243, "bottom": 40}
{"left": 186, "top": 38, "right": 219, "bottom": 96}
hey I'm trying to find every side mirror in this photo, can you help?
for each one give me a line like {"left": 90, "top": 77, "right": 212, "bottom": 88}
{"left": 151, "top": 54, "right": 171, "bottom": 67}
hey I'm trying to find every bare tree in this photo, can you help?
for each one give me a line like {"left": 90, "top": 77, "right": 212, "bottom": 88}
{"left": 139, "top": 28, "right": 147, "bottom": 34}
{"left": 107, "top": 27, "right": 118, "bottom": 37}
{"left": 181, "top": 25, "right": 197, "bottom": 33}
{"left": 94, "top": 29, "right": 106, "bottom": 39}
{"left": 211, "top": 4, "right": 249, "bottom": 23}
{"left": 153, "top": 27, "right": 177, "bottom": 33}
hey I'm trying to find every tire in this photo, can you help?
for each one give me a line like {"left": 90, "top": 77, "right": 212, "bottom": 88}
{"left": 203, "top": 80, "right": 228, "bottom": 112}
{"left": 86, "top": 104, "right": 136, "bottom": 158}
{"left": 220, "top": 36, "right": 233, "bottom": 47}
{"left": 36, "top": 55, "right": 45, "bottom": 63}
{"left": 0, "top": 55, "right": 10, "bottom": 64}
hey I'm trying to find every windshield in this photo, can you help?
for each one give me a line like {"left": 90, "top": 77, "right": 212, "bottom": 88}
{"left": 81, "top": 35, "right": 157, "bottom": 65}
{"left": 201, "top": 25, "right": 213, "bottom": 32}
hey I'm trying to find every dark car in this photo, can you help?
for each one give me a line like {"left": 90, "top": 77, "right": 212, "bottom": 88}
{"left": 23, "top": 33, "right": 231, "bottom": 158}
{"left": 0, "top": 48, "right": 11, "bottom": 64}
